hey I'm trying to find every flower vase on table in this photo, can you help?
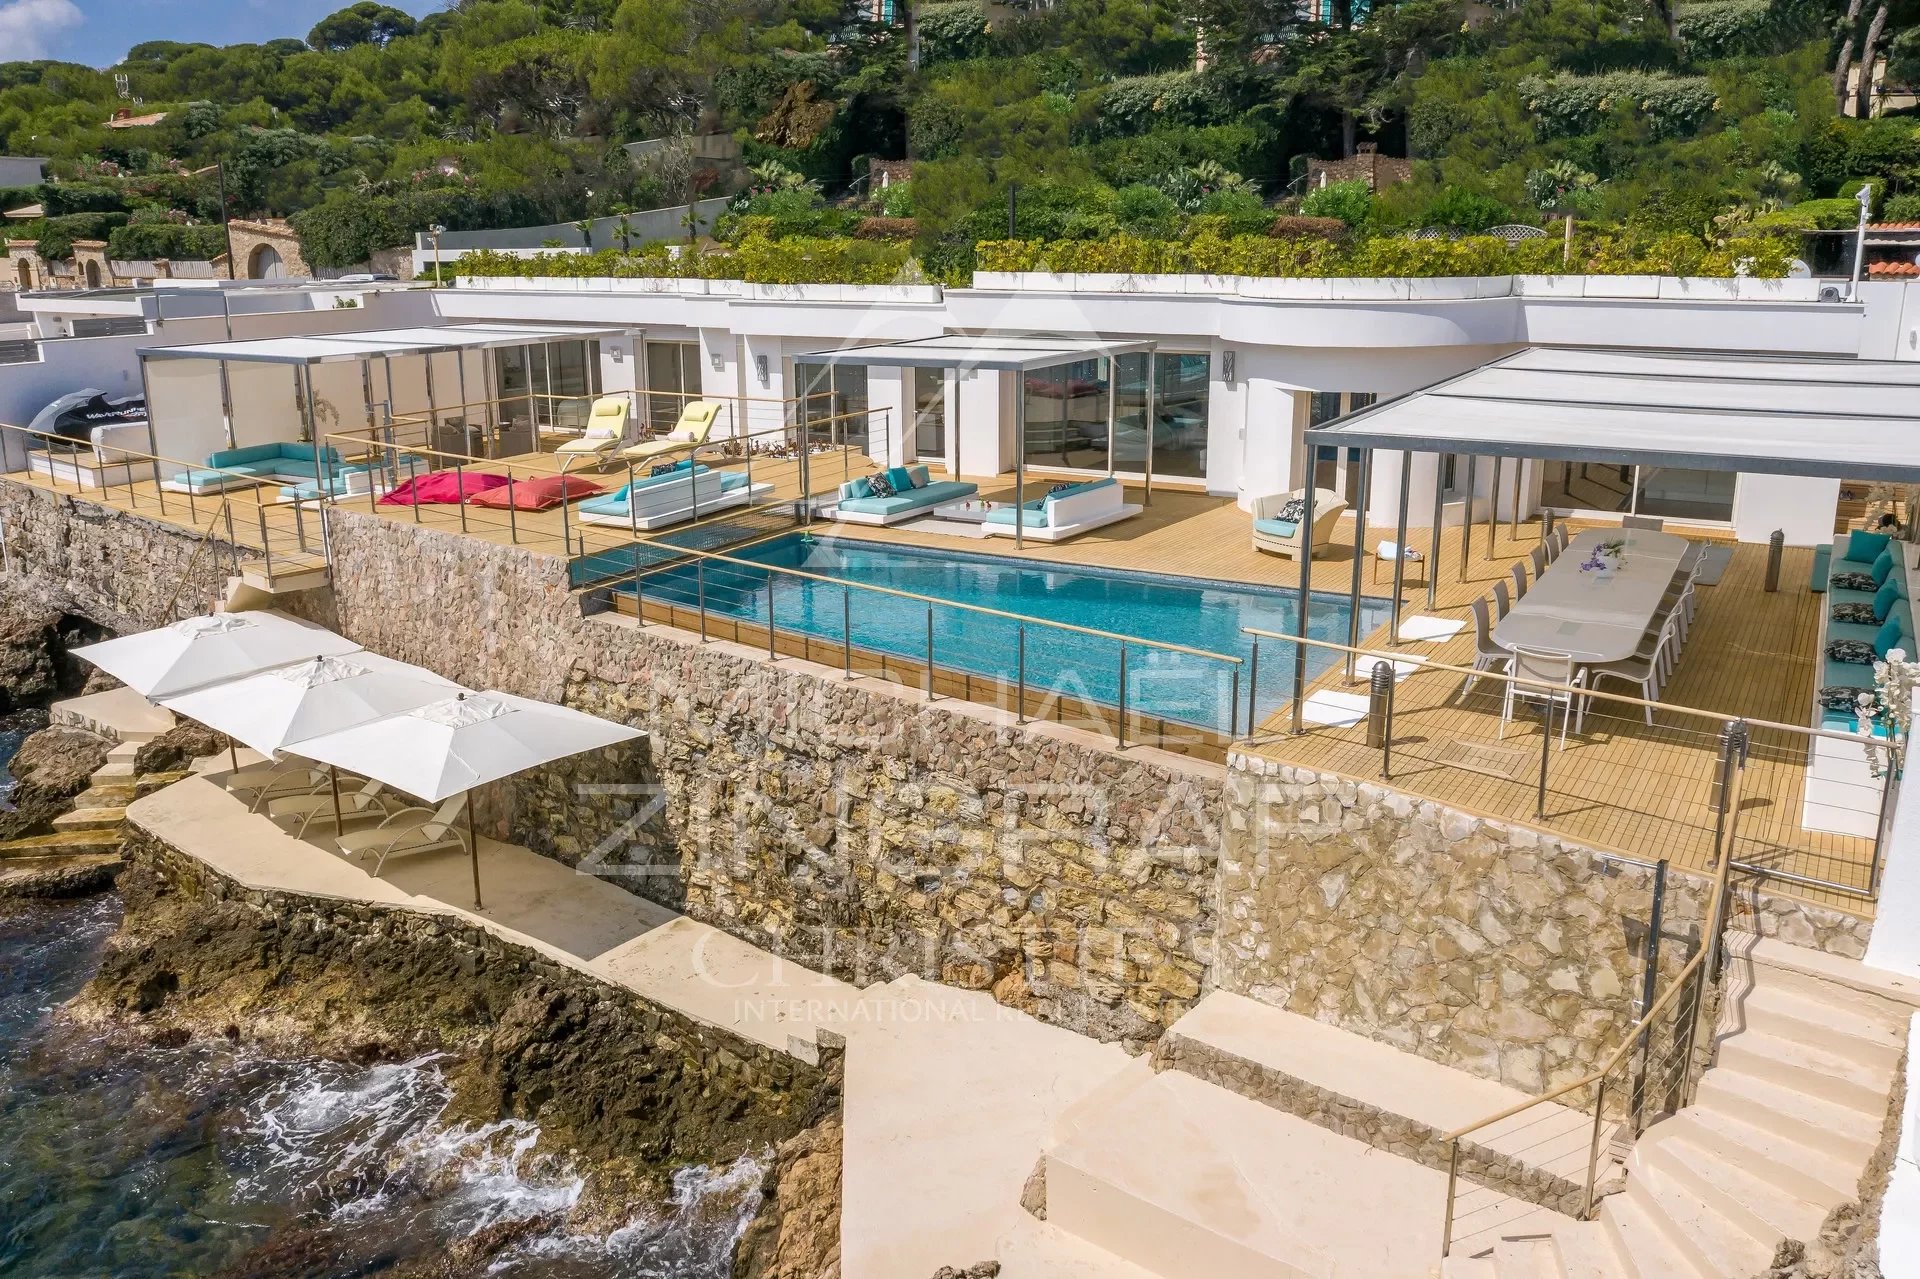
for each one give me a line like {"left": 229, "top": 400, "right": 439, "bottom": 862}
{"left": 1579, "top": 539, "right": 1626, "bottom": 580}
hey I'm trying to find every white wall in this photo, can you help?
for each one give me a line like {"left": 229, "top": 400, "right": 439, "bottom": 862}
{"left": 144, "top": 358, "right": 229, "bottom": 467}
{"left": 226, "top": 361, "right": 305, "bottom": 452}
{"left": 1732, "top": 474, "right": 1843, "bottom": 547}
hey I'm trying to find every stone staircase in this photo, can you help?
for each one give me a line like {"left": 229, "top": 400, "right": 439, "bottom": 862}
{"left": 1024, "top": 942, "right": 1910, "bottom": 1279}
{"left": 1447, "top": 937, "right": 1912, "bottom": 1279}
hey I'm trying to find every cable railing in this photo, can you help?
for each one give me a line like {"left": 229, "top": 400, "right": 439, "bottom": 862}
{"left": 1238, "top": 623, "right": 1896, "bottom": 904}
{"left": 2, "top": 420, "right": 329, "bottom": 590}
{"left": 1438, "top": 726, "right": 1744, "bottom": 1256}
{"left": 596, "top": 538, "right": 1248, "bottom": 760}
{"left": 321, "top": 405, "right": 891, "bottom": 568}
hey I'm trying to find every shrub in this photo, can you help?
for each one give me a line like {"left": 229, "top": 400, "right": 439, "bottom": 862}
{"left": 1838, "top": 178, "right": 1882, "bottom": 218}
{"left": 1790, "top": 197, "right": 1868, "bottom": 230}
{"left": 1885, "top": 192, "right": 1920, "bottom": 222}
{"left": 35, "top": 212, "right": 128, "bottom": 259}
{"left": 1092, "top": 71, "right": 1235, "bottom": 139}
{"left": 39, "top": 181, "right": 129, "bottom": 217}
{"left": 1192, "top": 189, "right": 1274, "bottom": 236}
{"left": 454, "top": 235, "right": 915, "bottom": 286}
{"left": 1269, "top": 215, "right": 1347, "bottom": 240}
{"left": 1114, "top": 184, "right": 1180, "bottom": 238}
{"left": 107, "top": 222, "right": 226, "bottom": 261}
{"left": 918, "top": 1, "right": 991, "bottom": 65}
{"left": 1299, "top": 179, "right": 1373, "bottom": 227}
{"left": 1519, "top": 72, "right": 1719, "bottom": 140}
{"left": 1421, "top": 188, "right": 1517, "bottom": 233}
{"left": 853, "top": 217, "right": 918, "bottom": 239}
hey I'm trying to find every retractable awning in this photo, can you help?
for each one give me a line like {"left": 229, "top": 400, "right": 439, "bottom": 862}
{"left": 140, "top": 322, "right": 627, "bottom": 365}
{"left": 1305, "top": 347, "right": 1920, "bottom": 483}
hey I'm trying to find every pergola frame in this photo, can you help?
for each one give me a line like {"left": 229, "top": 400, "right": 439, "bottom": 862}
{"left": 1284, "top": 345, "right": 1920, "bottom": 735}
{"left": 138, "top": 322, "right": 632, "bottom": 460}
{"left": 814, "top": 334, "right": 1159, "bottom": 547}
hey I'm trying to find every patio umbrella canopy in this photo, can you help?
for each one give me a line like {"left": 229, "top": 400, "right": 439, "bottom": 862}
{"left": 284, "top": 690, "right": 644, "bottom": 804}
{"left": 72, "top": 611, "right": 362, "bottom": 700}
{"left": 159, "top": 652, "right": 464, "bottom": 760}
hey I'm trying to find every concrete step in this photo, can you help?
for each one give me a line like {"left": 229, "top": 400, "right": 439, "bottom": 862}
{"left": 1723, "top": 980, "right": 1905, "bottom": 1066}
{"left": 50, "top": 807, "right": 126, "bottom": 832}
{"left": 1492, "top": 1236, "right": 1561, "bottom": 1277}
{"left": 135, "top": 770, "right": 191, "bottom": 797}
{"left": 1158, "top": 991, "right": 1599, "bottom": 1211}
{"left": 1629, "top": 1125, "right": 1812, "bottom": 1272}
{"left": 1729, "top": 932, "right": 1920, "bottom": 1012}
{"left": 1692, "top": 1063, "right": 1884, "bottom": 1164}
{"left": 106, "top": 741, "right": 141, "bottom": 761}
{"left": 1628, "top": 1149, "right": 1779, "bottom": 1278}
{"left": 74, "top": 783, "right": 137, "bottom": 808}
{"left": 1546, "top": 1224, "right": 1630, "bottom": 1279}
{"left": 93, "top": 758, "right": 137, "bottom": 779}
{"left": 1710, "top": 1028, "right": 1894, "bottom": 1114}
{"left": 0, "top": 853, "right": 123, "bottom": 896}
{"left": 1656, "top": 1122, "right": 1828, "bottom": 1241}
{"left": 1599, "top": 1182, "right": 1714, "bottom": 1279}
{"left": 1675, "top": 1105, "right": 1862, "bottom": 1207}
{"left": 1041, "top": 1068, "right": 1577, "bottom": 1279}
{"left": 0, "top": 829, "right": 125, "bottom": 859}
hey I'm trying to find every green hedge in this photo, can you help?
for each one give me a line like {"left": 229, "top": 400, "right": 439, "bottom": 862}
{"left": 34, "top": 212, "right": 129, "bottom": 259}
{"left": 106, "top": 222, "right": 226, "bottom": 262}
{"left": 1518, "top": 72, "right": 1719, "bottom": 140}
{"left": 454, "top": 235, "right": 917, "bottom": 285}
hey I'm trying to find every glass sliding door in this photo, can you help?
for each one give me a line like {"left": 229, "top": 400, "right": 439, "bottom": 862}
{"left": 1542, "top": 460, "right": 1735, "bottom": 524}
{"left": 1152, "top": 353, "right": 1209, "bottom": 478}
{"left": 645, "top": 340, "right": 701, "bottom": 433}
{"left": 912, "top": 366, "right": 946, "bottom": 463}
{"left": 1024, "top": 358, "right": 1112, "bottom": 473}
{"left": 795, "top": 360, "right": 871, "bottom": 455}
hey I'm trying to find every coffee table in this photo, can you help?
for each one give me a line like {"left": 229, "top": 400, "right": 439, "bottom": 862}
{"left": 931, "top": 499, "right": 1006, "bottom": 524}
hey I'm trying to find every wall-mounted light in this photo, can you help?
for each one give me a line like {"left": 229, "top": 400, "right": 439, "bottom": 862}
{"left": 754, "top": 353, "right": 769, "bottom": 386}
{"left": 1222, "top": 350, "right": 1236, "bottom": 385}
{"left": 710, "top": 351, "right": 725, "bottom": 372}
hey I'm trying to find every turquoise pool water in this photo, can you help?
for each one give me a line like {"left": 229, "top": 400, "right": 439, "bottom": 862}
{"left": 622, "top": 534, "right": 1389, "bottom": 732}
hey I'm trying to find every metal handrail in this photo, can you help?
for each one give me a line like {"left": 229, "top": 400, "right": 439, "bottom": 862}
{"left": 157, "top": 499, "right": 231, "bottom": 621}
{"left": 1437, "top": 729, "right": 1744, "bottom": 1255}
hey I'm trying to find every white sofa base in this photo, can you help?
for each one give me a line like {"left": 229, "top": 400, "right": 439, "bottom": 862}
{"left": 982, "top": 503, "right": 1142, "bottom": 543}
{"left": 577, "top": 481, "right": 771, "bottom": 530}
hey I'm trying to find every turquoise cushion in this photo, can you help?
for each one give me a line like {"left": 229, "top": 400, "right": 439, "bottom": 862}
{"left": 1825, "top": 659, "right": 1878, "bottom": 689}
{"left": 843, "top": 477, "right": 873, "bottom": 500}
{"left": 1829, "top": 621, "right": 1884, "bottom": 647}
{"left": 1850, "top": 530, "right": 1893, "bottom": 563}
{"left": 1254, "top": 518, "right": 1299, "bottom": 538}
{"left": 1877, "top": 616, "right": 1905, "bottom": 659}
{"left": 837, "top": 480, "right": 976, "bottom": 517}
{"left": 1876, "top": 580, "right": 1900, "bottom": 622}
{"left": 1874, "top": 549, "right": 1897, "bottom": 586}
{"left": 1810, "top": 544, "right": 1831, "bottom": 592}
{"left": 884, "top": 465, "right": 916, "bottom": 493}
{"left": 984, "top": 506, "right": 1052, "bottom": 529}
{"left": 1896, "top": 569, "right": 1910, "bottom": 600}
{"left": 1831, "top": 587, "right": 1878, "bottom": 611}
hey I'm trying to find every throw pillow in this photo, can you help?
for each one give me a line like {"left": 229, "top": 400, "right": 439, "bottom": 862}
{"left": 1876, "top": 580, "right": 1901, "bottom": 622}
{"left": 884, "top": 465, "right": 916, "bottom": 493}
{"left": 844, "top": 477, "right": 873, "bottom": 500}
{"left": 1827, "top": 638, "right": 1877, "bottom": 664}
{"left": 1049, "top": 482, "right": 1077, "bottom": 495}
{"left": 1819, "top": 685, "right": 1870, "bottom": 713}
{"left": 1877, "top": 616, "right": 1906, "bottom": 659}
{"left": 1849, "top": 529, "right": 1893, "bottom": 564}
{"left": 1832, "top": 571, "right": 1877, "bottom": 593}
{"left": 866, "top": 471, "right": 895, "bottom": 499}
{"left": 1277, "top": 497, "right": 1307, "bottom": 522}
{"left": 1874, "top": 548, "right": 1897, "bottom": 586}
{"left": 1833, "top": 602, "right": 1879, "bottom": 625}
{"left": 650, "top": 462, "right": 679, "bottom": 477}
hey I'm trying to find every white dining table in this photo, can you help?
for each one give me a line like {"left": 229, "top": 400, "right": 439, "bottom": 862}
{"left": 1492, "top": 529, "right": 1690, "bottom": 664}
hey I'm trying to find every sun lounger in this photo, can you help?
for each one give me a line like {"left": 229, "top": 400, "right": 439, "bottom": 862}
{"left": 267, "top": 776, "right": 403, "bottom": 838}
{"left": 555, "top": 395, "right": 631, "bottom": 469}
{"left": 620, "top": 400, "right": 721, "bottom": 466}
{"left": 226, "top": 758, "right": 330, "bottom": 811}
{"left": 337, "top": 794, "right": 468, "bottom": 876}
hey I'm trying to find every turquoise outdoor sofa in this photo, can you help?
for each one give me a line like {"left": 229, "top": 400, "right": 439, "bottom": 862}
{"left": 1818, "top": 528, "right": 1913, "bottom": 733}
{"left": 980, "top": 476, "right": 1140, "bottom": 542}
{"left": 830, "top": 465, "right": 977, "bottom": 526}
{"left": 163, "top": 442, "right": 350, "bottom": 496}
{"left": 575, "top": 459, "right": 766, "bottom": 530}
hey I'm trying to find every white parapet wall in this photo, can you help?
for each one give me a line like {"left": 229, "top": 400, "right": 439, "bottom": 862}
{"left": 1881, "top": 1013, "right": 1920, "bottom": 1276}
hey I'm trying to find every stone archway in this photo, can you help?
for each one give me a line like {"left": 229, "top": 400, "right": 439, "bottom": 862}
{"left": 249, "top": 243, "right": 285, "bottom": 280}
{"left": 83, "top": 259, "right": 101, "bottom": 288}
{"left": 15, "top": 259, "right": 31, "bottom": 289}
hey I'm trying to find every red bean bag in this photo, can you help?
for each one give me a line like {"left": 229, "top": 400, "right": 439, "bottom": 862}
{"left": 378, "top": 470, "right": 512, "bottom": 506}
{"left": 466, "top": 474, "right": 603, "bottom": 511}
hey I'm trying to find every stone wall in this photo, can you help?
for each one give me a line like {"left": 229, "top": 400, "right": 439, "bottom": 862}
{"left": 1221, "top": 752, "right": 1878, "bottom": 1093}
{"left": 319, "top": 510, "right": 1223, "bottom": 1050}
{"left": 0, "top": 480, "right": 240, "bottom": 631}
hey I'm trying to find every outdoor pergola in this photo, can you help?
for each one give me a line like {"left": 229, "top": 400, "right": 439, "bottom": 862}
{"left": 137, "top": 321, "right": 631, "bottom": 459}
{"left": 1291, "top": 345, "right": 1920, "bottom": 733}
{"left": 814, "top": 333, "right": 1159, "bottom": 547}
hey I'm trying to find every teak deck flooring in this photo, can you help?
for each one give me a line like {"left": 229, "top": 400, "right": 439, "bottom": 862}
{"left": 12, "top": 453, "right": 1872, "bottom": 917}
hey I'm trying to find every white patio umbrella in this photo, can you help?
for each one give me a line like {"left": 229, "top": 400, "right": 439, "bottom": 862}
{"left": 161, "top": 653, "right": 466, "bottom": 828}
{"left": 72, "top": 612, "right": 362, "bottom": 700}
{"left": 284, "top": 691, "right": 644, "bottom": 908}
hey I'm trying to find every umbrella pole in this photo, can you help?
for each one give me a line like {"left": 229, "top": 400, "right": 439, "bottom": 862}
{"left": 228, "top": 736, "right": 239, "bottom": 773}
{"left": 328, "top": 765, "right": 343, "bottom": 833}
{"left": 466, "top": 789, "right": 483, "bottom": 911}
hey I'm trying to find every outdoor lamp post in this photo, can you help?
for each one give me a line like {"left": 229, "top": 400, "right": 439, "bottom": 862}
{"left": 428, "top": 224, "right": 445, "bottom": 283}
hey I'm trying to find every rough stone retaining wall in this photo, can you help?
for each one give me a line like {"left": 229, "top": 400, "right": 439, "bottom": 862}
{"left": 320, "top": 511, "right": 1224, "bottom": 1050}
{"left": 0, "top": 480, "right": 240, "bottom": 631}
{"left": 1221, "top": 753, "right": 1875, "bottom": 1093}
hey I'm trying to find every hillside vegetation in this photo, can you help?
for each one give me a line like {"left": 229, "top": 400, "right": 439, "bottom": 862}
{"left": 0, "top": 0, "right": 1915, "bottom": 279}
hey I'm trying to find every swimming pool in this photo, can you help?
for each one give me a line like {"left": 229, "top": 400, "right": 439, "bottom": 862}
{"left": 622, "top": 534, "right": 1390, "bottom": 733}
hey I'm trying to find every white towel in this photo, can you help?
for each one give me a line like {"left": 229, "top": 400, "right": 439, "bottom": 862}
{"left": 1396, "top": 615, "right": 1466, "bottom": 643}
{"left": 1300, "top": 690, "right": 1371, "bottom": 727}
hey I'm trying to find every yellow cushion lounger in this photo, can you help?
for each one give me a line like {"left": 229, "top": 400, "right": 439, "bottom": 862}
{"left": 621, "top": 400, "right": 721, "bottom": 466}
{"left": 554, "top": 395, "right": 630, "bottom": 468}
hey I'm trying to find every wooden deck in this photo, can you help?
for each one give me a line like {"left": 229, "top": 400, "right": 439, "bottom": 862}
{"left": 8, "top": 453, "right": 1874, "bottom": 917}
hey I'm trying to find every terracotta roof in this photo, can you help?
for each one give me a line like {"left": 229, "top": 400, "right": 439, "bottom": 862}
{"left": 1871, "top": 221, "right": 1920, "bottom": 232}
{"left": 1868, "top": 260, "right": 1920, "bottom": 276}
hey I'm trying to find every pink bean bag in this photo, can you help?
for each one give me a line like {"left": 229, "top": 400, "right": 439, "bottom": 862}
{"left": 379, "top": 470, "right": 512, "bottom": 506}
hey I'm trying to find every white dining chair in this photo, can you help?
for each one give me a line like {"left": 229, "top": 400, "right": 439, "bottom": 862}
{"left": 1509, "top": 561, "right": 1529, "bottom": 601}
{"left": 1459, "top": 596, "right": 1510, "bottom": 701}
{"left": 1501, "top": 646, "right": 1588, "bottom": 748}
{"left": 1491, "top": 578, "right": 1512, "bottom": 621}
{"left": 1528, "top": 545, "right": 1548, "bottom": 578}
{"left": 1592, "top": 615, "right": 1678, "bottom": 724}
{"left": 1550, "top": 526, "right": 1569, "bottom": 558}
